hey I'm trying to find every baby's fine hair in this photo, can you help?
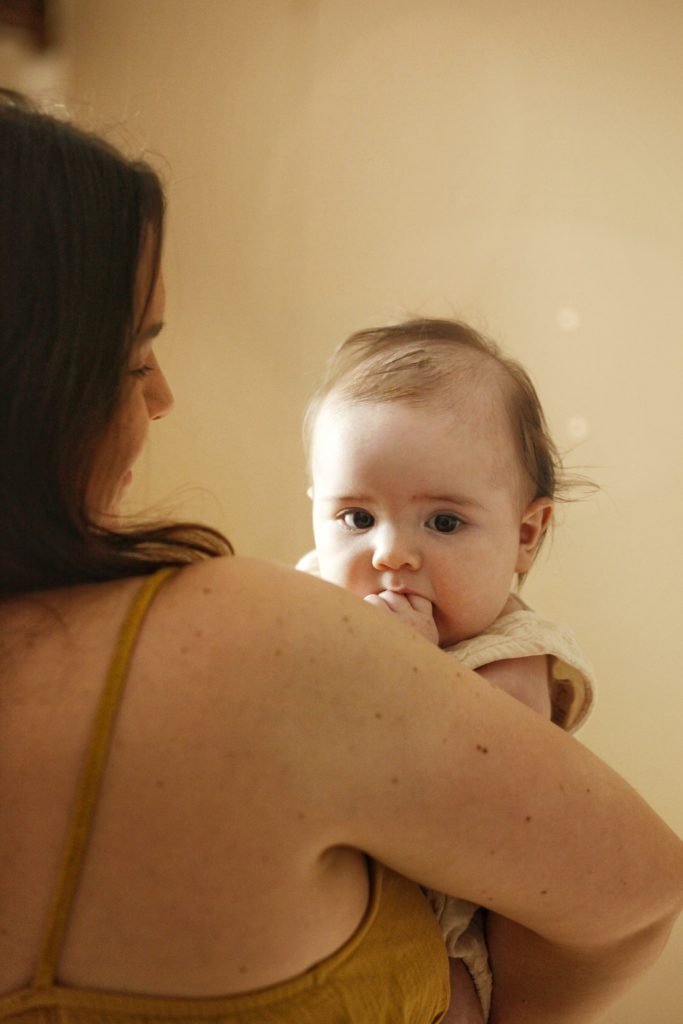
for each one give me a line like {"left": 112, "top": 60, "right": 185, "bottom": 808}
{"left": 304, "top": 317, "right": 568, "bottom": 505}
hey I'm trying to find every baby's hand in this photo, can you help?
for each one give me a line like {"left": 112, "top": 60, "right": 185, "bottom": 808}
{"left": 364, "top": 591, "right": 439, "bottom": 645}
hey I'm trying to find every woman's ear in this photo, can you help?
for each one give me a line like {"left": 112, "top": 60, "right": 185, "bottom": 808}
{"left": 516, "top": 498, "right": 553, "bottom": 573}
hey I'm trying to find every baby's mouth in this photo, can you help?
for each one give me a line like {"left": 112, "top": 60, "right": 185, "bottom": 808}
{"left": 381, "top": 584, "right": 426, "bottom": 599}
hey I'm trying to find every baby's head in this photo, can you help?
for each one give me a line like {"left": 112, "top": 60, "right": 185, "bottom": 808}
{"left": 305, "top": 319, "right": 563, "bottom": 646}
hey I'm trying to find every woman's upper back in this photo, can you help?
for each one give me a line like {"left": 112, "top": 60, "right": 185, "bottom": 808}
{"left": 0, "top": 559, "right": 449, "bottom": 1020}
{"left": 3, "top": 553, "right": 680, "bottom": 1021}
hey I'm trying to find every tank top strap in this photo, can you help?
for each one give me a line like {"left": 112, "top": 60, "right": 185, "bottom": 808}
{"left": 32, "top": 567, "right": 178, "bottom": 989}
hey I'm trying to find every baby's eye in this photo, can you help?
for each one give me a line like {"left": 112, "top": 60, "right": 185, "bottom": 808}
{"left": 426, "top": 512, "right": 463, "bottom": 534}
{"left": 339, "top": 509, "right": 375, "bottom": 531}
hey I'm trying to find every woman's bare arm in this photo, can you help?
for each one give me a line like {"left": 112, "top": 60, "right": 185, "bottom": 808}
{"left": 155, "top": 557, "right": 683, "bottom": 1018}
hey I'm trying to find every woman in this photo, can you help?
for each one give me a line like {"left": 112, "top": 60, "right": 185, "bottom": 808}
{"left": 0, "top": 92, "right": 681, "bottom": 1024}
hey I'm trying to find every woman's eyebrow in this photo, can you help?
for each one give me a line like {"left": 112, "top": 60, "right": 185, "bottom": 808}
{"left": 135, "top": 321, "right": 165, "bottom": 344}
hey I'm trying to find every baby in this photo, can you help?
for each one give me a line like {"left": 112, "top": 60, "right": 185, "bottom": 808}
{"left": 298, "top": 318, "right": 595, "bottom": 1023}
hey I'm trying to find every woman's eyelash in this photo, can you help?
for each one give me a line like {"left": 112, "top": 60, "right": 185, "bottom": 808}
{"left": 129, "top": 364, "right": 153, "bottom": 379}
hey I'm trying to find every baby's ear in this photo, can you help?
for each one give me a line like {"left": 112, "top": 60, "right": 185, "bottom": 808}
{"left": 306, "top": 486, "right": 314, "bottom": 500}
{"left": 516, "top": 498, "right": 553, "bottom": 573}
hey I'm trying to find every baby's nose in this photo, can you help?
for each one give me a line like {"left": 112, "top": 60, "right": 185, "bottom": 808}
{"left": 371, "top": 528, "right": 421, "bottom": 571}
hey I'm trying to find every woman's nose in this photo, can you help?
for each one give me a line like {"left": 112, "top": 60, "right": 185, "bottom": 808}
{"left": 145, "top": 355, "right": 175, "bottom": 420}
{"left": 371, "top": 527, "right": 421, "bottom": 571}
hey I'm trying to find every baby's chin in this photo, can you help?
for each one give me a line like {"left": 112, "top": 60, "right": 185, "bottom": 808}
{"left": 433, "top": 618, "right": 476, "bottom": 649}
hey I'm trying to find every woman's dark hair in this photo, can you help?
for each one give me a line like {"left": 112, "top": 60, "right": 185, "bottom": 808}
{"left": 0, "top": 91, "right": 231, "bottom": 596}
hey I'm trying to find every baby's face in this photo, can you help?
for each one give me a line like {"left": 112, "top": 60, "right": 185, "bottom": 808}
{"left": 310, "top": 395, "right": 545, "bottom": 647}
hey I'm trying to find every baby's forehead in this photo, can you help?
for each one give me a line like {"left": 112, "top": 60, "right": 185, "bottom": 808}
{"left": 318, "top": 365, "right": 525, "bottom": 486}
{"left": 319, "top": 383, "right": 517, "bottom": 462}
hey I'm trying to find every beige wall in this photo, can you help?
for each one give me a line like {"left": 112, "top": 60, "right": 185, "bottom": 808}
{"left": 6, "top": 1, "right": 683, "bottom": 1017}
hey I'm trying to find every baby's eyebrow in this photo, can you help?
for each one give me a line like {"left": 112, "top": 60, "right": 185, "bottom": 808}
{"left": 318, "top": 494, "right": 372, "bottom": 504}
{"left": 418, "top": 493, "right": 484, "bottom": 509}
{"left": 317, "top": 492, "right": 485, "bottom": 510}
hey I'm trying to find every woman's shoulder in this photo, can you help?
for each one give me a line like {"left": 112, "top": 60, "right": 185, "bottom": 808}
{"left": 0, "top": 555, "right": 333, "bottom": 662}
{"left": 157, "top": 552, "right": 338, "bottom": 611}
{"left": 109, "top": 554, "right": 370, "bottom": 795}
{"left": 140, "top": 554, "right": 361, "bottom": 676}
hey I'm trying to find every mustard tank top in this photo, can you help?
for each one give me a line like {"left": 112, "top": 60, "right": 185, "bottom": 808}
{"left": 0, "top": 569, "right": 450, "bottom": 1023}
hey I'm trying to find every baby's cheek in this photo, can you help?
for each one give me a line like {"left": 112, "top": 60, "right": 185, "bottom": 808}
{"left": 346, "top": 575, "right": 375, "bottom": 600}
{"left": 432, "top": 603, "right": 468, "bottom": 647}
{"left": 320, "top": 557, "right": 366, "bottom": 597}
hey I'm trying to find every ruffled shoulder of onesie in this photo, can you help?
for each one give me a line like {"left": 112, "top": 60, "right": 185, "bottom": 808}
{"left": 445, "top": 604, "right": 596, "bottom": 733}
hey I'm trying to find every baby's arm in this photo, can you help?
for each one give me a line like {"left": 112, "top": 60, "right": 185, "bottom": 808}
{"left": 477, "top": 657, "right": 551, "bottom": 718}
{"left": 445, "top": 959, "right": 486, "bottom": 1024}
